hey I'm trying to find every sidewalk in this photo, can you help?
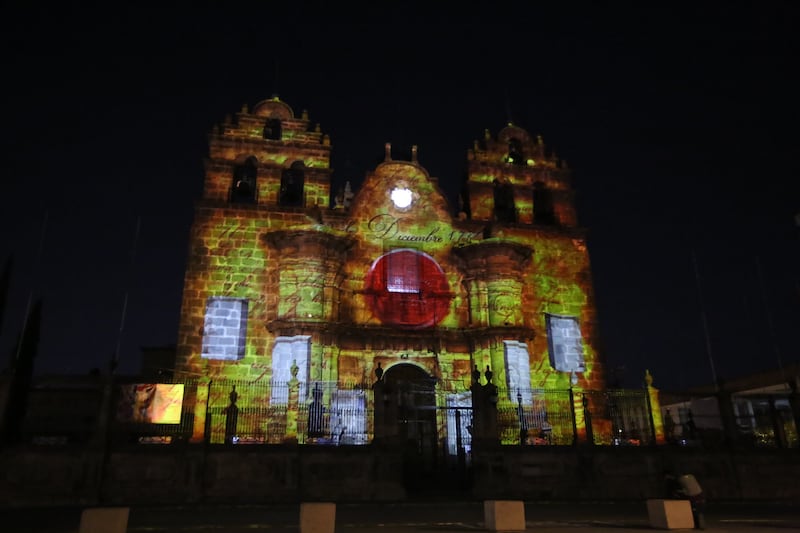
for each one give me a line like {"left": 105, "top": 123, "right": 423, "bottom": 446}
{"left": 2, "top": 500, "right": 798, "bottom": 532}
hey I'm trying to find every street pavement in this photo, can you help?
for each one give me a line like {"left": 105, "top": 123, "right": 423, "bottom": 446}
{"left": 1, "top": 500, "right": 799, "bottom": 532}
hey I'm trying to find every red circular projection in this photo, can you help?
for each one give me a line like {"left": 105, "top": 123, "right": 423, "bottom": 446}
{"left": 364, "top": 249, "right": 451, "bottom": 328}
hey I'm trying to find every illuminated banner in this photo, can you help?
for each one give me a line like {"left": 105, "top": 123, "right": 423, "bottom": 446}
{"left": 117, "top": 383, "right": 185, "bottom": 424}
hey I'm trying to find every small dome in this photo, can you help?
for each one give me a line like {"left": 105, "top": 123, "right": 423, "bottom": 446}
{"left": 497, "top": 124, "right": 532, "bottom": 144}
{"left": 252, "top": 96, "right": 294, "bottom": 119}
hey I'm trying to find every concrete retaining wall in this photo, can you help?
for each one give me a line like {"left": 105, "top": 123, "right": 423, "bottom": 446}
{"left": 1, "top": 444, "right": 798, "bottom": 507}
{"left": 471, "top": 446, "right": 800, "bottom": 502}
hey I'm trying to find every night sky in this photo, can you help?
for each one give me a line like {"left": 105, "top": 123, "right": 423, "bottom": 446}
{"left": 1, "top": 4, "right": 798, "bottom": 391}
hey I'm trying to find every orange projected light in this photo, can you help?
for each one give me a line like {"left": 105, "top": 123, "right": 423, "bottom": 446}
{"left": 117, "top": 383, "right": 185, "bottom": 424}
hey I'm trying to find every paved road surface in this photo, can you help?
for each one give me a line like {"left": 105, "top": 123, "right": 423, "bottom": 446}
{"left": 1, "top": 500, "right": 798, "bottom": 532}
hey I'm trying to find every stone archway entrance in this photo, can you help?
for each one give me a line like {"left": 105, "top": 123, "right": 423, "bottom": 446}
{"left": 383, "top": 363, "right": 437, "bottom": 440}
{"left": 382, "top": 363, "right": 439, "bottom": 491}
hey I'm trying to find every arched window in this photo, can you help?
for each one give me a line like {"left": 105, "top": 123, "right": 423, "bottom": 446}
{"left": 493, "top": 179, "right": 517, "bottom": 223}
{"left": 231, "top": 156, "right": 258, "bottom": 204}
{"left": 279, "top": 161, "right": 305, "bottom": 207}
{"left": 263, "top": 118, "right": 282, "bottom": 140}
{"left": 507, "top": 138, "right": 525, "bottom": 166}
{"left": 533, "top": 181, "right": 556, "bottom": 225}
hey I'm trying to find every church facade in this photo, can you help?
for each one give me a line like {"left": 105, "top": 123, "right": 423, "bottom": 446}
{"left": 174, "top": 96, "right": 607, "bottom": 445}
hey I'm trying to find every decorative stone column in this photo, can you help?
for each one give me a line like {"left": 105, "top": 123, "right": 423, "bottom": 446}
{"left": 224, "top": 385, "right": 239, "bottom": 445}
{"left": 285, "top": 360, "right": 300, "bottom": 444}
{"left": 454, "top": 241, "right": 532, "bottom": 328}
{"left": 454, "top": 240, "right": 532, "bottom": 392}
{"left": 470, "top": 370, "right": 500, "bottom": 449}
{"left": 190, "top": 379, "right": 211, "bottom": 443}
{"left": 263, "top": 229, "right": 353, "bottom": 322}
{"left": 645, "top": 369, "right": 664, "bottom": 444}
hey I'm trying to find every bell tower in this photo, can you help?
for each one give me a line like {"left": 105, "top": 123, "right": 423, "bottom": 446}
{"left": 203, "top": 96, "right": 332, "bottom": 208}
{"left": 461, "top": 124, "right": 577, "bottom": 227}
{"left": 175, "top": 96, "right": 335, "bottom": 378}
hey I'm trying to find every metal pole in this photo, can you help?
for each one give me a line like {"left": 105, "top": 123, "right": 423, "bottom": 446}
{"left": 691, "top": 251, "right": 719, "bottom": 390}
{"left": 569, "top": 386, "right": 578, "bottom": 446}
{"left": 755, "top": 256, "right": 784, "bottom": 379}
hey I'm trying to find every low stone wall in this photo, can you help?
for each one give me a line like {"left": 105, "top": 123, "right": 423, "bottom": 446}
{"left": 470, "top": 446, "right": 800, "bottom": 502}
{"left": 1, "top": 444, "right": 798, "bottom": 507}
{"left": 0, "top": 445, "right": 406, "bottom": 507}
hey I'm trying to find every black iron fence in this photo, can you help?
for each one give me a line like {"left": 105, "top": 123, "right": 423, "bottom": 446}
{"left": 660, "top": 392, "right": 799, "bottom": 449}
{"left": 497, "top": 388, "right": 576, "bottom": 445}
{"left": 205, "top": 380, "right": 373, "bottom": 445}
{"left": 582, "top": 389, "right": 655, "bottom": 446}
{"left": 14, "top": 377, "right": 800, "bottom": 451}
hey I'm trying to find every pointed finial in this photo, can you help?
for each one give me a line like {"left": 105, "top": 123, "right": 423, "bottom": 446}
{"left": 229, "top": 384, "right": 238, "bottom": 404}
{"left": 484, "top": 129, "right": 491, "bottom": 140}
{"left": 385, "top": 142, "right": 392, "bottom": 161}
{"left": 645, "top": 369, "right": 653, "bottom": 387}
{"left": 411, "top": 145, "right": 418, "bottom": 163}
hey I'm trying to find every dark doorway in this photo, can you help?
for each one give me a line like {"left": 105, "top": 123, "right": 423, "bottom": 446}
{"left": 383, "top": 363, "right": 437, "bottom": 438}
{"left": 382, "top": 363, "right": 469, "bottom": 496}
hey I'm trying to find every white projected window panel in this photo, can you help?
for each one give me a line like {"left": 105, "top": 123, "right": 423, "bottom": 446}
{"left": 387, "top": 251, "right": 420, "bottom": 293}
{"left": 504, "top": 340, "right": 532, "bottom": 404}
{"left": 201, "top": 297, "right": 248, "bottom": 360}
{"left": 445, "top": 392, "right": 472, "bottom": 456}
{"left": 331, "top": 389, "right": 368, "bottom": 445}
{"left": 546, "top": 314, "right": 586, "bottom": 373}
{"left": 270, "top": 335, "right": 310, "bottom": 403}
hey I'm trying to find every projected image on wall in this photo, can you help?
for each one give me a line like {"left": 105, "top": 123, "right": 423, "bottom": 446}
{"left": 545, "top": 313, "right": 586, "bottom": 374}
{"left": 364, "top": 249, "right": 451, "bottom": 328}
{"left": 117, "top": 383, "right": 185, "bottom": 424}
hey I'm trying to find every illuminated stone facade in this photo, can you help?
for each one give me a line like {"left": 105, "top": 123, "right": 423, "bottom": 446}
{"left": 175, "top": 96, "right": 606, "bottom": 440}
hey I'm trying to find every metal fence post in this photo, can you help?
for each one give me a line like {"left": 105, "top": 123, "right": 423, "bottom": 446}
{"left": 582, "top": 393, "right": 594, "bottom": 445}
{"left": 224, "top": 385, "right": 239, "bottom": 445}
{"left": 569, "top": 387, "right": 578, "bottom": 446}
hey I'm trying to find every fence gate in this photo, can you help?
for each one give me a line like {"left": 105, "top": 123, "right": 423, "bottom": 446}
{"left": 382, "top": 364, "right": 472, "bottom": 493}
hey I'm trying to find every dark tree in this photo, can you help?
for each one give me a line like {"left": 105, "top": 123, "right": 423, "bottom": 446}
{"left": 1, "top": 298, "right": 42, "bottom": 446}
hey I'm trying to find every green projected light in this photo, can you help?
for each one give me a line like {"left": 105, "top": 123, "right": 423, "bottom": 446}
{"left": 176, "top": 101, "right": 608, "bottom": 448}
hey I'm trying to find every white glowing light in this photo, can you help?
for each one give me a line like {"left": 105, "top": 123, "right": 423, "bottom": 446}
{"left": 390, "top": 186, "right": 413, "bottom": 208}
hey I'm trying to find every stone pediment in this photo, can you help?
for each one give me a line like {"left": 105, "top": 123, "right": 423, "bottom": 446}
{"left": 346, "top": 146, "right": 457, "bottom": 247}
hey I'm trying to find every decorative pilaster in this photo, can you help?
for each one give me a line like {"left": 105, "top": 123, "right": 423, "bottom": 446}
{"left": 645, "top": 370, "right": 665, "bottom": 444}
{"left": 454, "top": 240, "right": 532, "bottom": 328}
{"left": 263, "top": 229, "right": 354, "bottom": 322}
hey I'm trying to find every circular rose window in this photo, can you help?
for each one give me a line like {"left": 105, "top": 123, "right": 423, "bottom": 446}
{"left": 364, "top": 249, "right": 451, "bottom": 328}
